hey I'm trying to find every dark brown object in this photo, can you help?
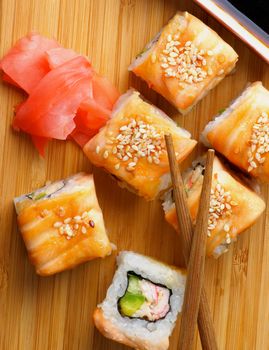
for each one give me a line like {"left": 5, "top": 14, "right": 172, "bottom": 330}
{"left": 89, "top": 220, "right": 95, "bottom": 228}
{"left": 178, "top": 149, "right": 215, "bottom": 349}
{"left": 165, "top": 134, "right": 217, "bottom": 350}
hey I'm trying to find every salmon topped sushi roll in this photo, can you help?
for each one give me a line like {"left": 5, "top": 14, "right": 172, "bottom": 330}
{"left": 163, "top": 156, "right": 265, "bottom": 257}
{"left": 14, "top": 173, "right": 112, "bottom": 276}
{"left": 202, "top": 82, "right": 269, "bottom": 183}
{"left": 129, "top": 12, "right": 238, "bottom": 114}
{"left": 83, "top": 90, "right": 197, "bottom": 200}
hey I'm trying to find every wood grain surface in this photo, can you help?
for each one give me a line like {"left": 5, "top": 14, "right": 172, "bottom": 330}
{"left": 0, "top": 1, "right": 268, "bottom": 349}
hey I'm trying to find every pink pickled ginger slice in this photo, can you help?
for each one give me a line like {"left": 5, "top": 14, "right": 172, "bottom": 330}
{"left": 13, "top": 56, "right": 94, "bottom": 140}
{"left": 0, "top": 33, "right": 60, "bottom": 93}
{"left": 46, "top": 47, "right": 79, "bottom": 69}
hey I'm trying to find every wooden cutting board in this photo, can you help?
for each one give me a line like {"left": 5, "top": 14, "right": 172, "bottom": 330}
{"left": 0, "top": 0, "right": 268, "bottom": 349}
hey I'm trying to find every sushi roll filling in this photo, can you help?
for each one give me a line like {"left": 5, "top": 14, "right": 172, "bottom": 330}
{"left": 118, "top": 272, "right": 171, "bottom": 321}
{"left": 137, "top": 31, "right": 161, "bottom": 58}
{"left": 184, "top": 162, "right": 205, "bottom": 193}
{"left": 26, "top": 181, "right": 66, "bottom": 200}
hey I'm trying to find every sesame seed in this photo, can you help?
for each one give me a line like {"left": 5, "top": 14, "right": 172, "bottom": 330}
{"left": 96, "top": 146, "right": 100, "bottom": 154}
{"left": 40, "top": 209, "right": 50, "bottom": 218}
{"left": 224, "top": 224, "right": 230, "bottom": 232}
{"left": 74, "top": 215, "right": 81, "bottom": 222}
{"left": 160, "top": 35, "right": 208, "bottom": 85}
{"left": 103, "top": 150, "right": 109, "bottom": 159}
{"left": 207, "top": 50, "right": 213, "bottom": 56}
{"left": 57, "top": 206, "right": 65, "bottom": 217}
{"left": 64, "top": 218, "right": 71, "bottom": 224}
{"left": 247, "top": 112, "right": 269, "bottom": 171}
{"left": 218, "top": 69, "right": 224, "bottom": 75}
{"left": 53, "top": 221, "right": 62, "bottom": 228}
{"left": 89, "top": 220, "right": 95, "bottom": 228}
{"left": 207, "top": 181, "right": 235, "bottom": 237}
{"left": 82, "top": 211, "right": 89, "bottom": 219}
{"left": 81, "top": 226, "right": 87, "bottom": 234}
{"left": 99, "top": 117, "right": 165, "bottom": 171}
{"left": 62, "top": 224, "right": 74, "bottom": 237}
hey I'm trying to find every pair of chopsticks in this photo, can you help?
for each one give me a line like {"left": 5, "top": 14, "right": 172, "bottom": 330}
{"left": 165, "top": 134, "right": 217, "bottom": 350}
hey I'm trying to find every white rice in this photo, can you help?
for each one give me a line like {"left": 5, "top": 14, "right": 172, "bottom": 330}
{"left": 162, "top": 189, "right": 174, "bottom": 214}
{"left": 98, "top": 251, "right": 186, "bottom": 350}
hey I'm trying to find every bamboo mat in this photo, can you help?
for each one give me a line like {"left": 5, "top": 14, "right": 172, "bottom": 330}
{"left": 0, "top": 1, "right": 268, "bottom": 349}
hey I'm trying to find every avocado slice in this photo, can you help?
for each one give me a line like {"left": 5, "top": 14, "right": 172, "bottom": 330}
{"left": 127, "top": 274, "right": 141, "bottom": 294}
{"left": 118, "top": 292, "right": 146, "bottom": 317}
{"left": 34, "top": 192, "right": 47, "bottom": 200}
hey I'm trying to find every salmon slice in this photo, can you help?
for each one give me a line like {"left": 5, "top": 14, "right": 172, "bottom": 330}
{"left": 14, "top": 173, "right": 112, "bottom": 275}
{"left": 83, "top": 89, "right": 197, "bottom": 200}
{"left": 202, "top": 82, "right": 269, "bottom": 183}
{"left": 129, "top": 12, "right": 238, "bottom": 114}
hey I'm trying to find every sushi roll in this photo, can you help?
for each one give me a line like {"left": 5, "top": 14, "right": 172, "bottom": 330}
{"left": 163, "top": 156, "right": 265, "bottom": 258}
{"left": 14, "top": 173, "right": 112, "bottom": 276}
{"left": 83, "top": 90, "right": 197, "bottom": 200}
{"left": 93, "top": 251, "right": 186, "bottom": 350}
{"left": 129, "top": 12, "right": 238, "bottom": 114}
{"left": 202, "top": 82, "right": 269, "bottom": 183}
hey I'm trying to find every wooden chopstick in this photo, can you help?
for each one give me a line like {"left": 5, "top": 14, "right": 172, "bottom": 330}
{"left": 178, "top": 149, "right": 215, "bottom": 350}
{"left": 165, "top": 134, "right": 217, "bottom": 350}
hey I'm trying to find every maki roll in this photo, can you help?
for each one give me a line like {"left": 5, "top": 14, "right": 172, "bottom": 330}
{"left": 93, "top": 251, "right": 186, "bottom": 350}
{"left": 129, "top": 12, "right": 238, "bottom": 114}
{"left": 83, "top": 89, "right": 197, "bottom": 200}
{"left": 14, "top": 173, "right": 112, "bottom": 275}
{"left": 163, "top": 156, "right": 265, "bottom": 258}
{"left": 202, "top": 82, "right": 269, "bottom": 183}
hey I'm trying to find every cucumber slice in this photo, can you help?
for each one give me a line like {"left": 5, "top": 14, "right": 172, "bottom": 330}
{"left": 127, "top": 274, "right": 141, "bottom": 294}
{"left": 34, "top": 192, "right": 47, "bottom": 200}
{"left": 118, "top": 292, "right": 145, "bottom": 317}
